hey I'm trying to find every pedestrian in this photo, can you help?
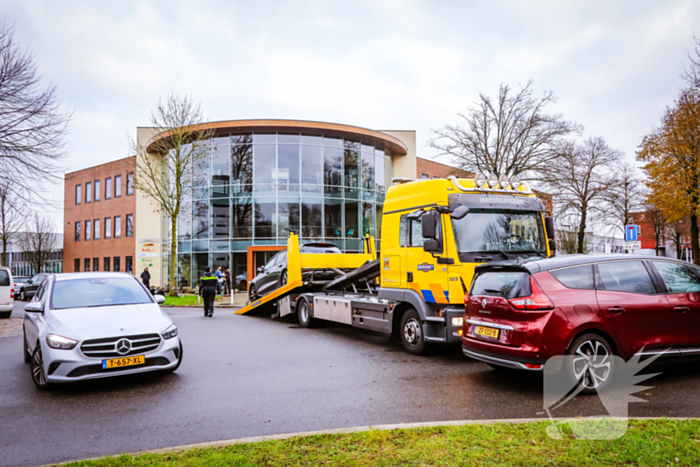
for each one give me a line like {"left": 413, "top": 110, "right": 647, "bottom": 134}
{"left": 224, "top": 268, "right": 232, "bottom": 295}
{"left": 199, "top": 266, "right": 218, "bottom": 317}
{"left": 215, "top": 266, "right": 224, "bottom": 295}
{"left": 140, "top": 267, "right": 151, "bottom": 290}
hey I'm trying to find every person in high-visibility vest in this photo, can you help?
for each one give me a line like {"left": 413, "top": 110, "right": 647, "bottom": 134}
{"left": 199, "top": 266, "right": 218, "bottom": 317}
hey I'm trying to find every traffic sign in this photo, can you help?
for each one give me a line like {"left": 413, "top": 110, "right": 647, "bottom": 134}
{"left": 625, "top": 225, "right": 640, "bottom": 242}
{"left": 625, "top": 241, "right": 641, "bottom": 250}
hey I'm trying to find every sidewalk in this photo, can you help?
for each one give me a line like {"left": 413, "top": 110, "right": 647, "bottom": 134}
{"left": 0, "top": 317, "right": 23, "bottom": 338}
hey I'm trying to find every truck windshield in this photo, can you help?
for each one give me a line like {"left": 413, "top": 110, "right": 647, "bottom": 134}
{"left": 452, "top": 209, "right": 546, "bottom": 260}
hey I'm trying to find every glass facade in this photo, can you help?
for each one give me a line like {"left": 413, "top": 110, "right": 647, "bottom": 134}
{"left": 170, "top": 131, "right": 394, "bottom": 290}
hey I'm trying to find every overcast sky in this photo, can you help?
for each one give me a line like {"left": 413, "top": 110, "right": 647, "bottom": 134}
{"left": 3, "top": 0, "right": 699, "bottom": 226}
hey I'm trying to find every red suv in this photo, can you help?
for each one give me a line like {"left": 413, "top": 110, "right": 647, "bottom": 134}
{"left": 462, "top": 254, "right": 700, "bottom": 391}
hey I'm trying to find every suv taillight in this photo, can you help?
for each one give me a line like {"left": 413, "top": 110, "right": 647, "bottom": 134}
{"left": 464, "top": 293, "right": 470, "bottom": 304}
{"left": 508, "top": 276, "right": 554, "bottom": 310}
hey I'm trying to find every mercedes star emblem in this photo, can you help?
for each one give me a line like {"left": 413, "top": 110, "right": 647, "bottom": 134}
{"left": 115, "top": 338, "right": 131, "bottom": 355}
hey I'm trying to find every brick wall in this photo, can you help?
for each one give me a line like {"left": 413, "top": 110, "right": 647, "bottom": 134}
{"left": 63, "top": 157, "right": 137, "bottom": 274}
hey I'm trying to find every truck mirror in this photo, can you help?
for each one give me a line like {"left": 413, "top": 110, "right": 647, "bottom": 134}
{"left": 544, "top": 216, "right": 555, "bottom": 240}
{"left": 548, "top": 238, "right": 556, "bottom": 255}
{"left": 421, "top": 211, "right": 438, "bottom": 239}
{"left": 423, "top": 239, "right": 440, "bottom": 253}
{"left": 451, "top": 205, "right": 469, "bottom": 220}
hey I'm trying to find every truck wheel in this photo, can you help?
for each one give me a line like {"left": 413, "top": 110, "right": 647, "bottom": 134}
{"left": 400, "top": 309, "right": 426, "bottom": 355}
{"left": 297, "top": 297, "right": 311, "bottom": 328}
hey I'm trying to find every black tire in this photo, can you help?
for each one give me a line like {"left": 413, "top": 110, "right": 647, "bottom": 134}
{"left": 166, "top": 342, "right": 183, "bottom": 373}
{"left": 280, "top": 270, "right": 287, "bottom": 287}
{"left": 0, "top": 311, "right": 11, "bottom": 319}
{"left": 566, "top": 333, "right": 615, "bottom": 396}
{"left": 399, "top": 309, "right": 426, "bottom": 355}
{"left": 297, "top": 297, "right": 311, "bottom": 328}
{"left": 31, "top": 344, "right": 51, "bottom": 390}
{"left": 18, "top": 289, "right": 26, "bottom": 301}
{"left": 23, "top": 331, "right": 31, "bottom": 364}
{"left": 248, "top": 284, "right": 257, "bottom": 302}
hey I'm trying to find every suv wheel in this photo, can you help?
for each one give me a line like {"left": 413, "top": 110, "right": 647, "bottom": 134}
{"left": 400, "top": 309, "right": 426, "bottom": 355}
{"left": 248, "top": 284, "right": 257, "bottom": 302}
{"left": 31, "top": 345, "right": 51, "bottom": 390}
{"left": 566, "top": 333, "right": 614, "bottom": 395}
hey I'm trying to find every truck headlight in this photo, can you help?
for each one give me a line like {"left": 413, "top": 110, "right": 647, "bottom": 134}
{"left": 451, "top": 317, "right": 464, "bottom": 327}
{"left": 161, "top": 324, "right": 178, "bottom": 340}
{"left": 46, "top": 334, "right": 78, "bottom": 350}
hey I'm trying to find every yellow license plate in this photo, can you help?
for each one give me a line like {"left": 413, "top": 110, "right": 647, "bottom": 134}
{"left": 475, "top": 326, "right": 500, "bottom": 340}
{"left": 102, "top": 355, "right": 145, "bottom": 369}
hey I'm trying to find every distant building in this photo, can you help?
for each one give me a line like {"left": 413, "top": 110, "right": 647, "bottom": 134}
{"left": 1, "top": 233, "right": 63, "bottom": 277}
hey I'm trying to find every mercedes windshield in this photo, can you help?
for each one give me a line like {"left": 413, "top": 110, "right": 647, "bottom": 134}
{"left": 451, "top": 209, "right": 547, "bottom": 262}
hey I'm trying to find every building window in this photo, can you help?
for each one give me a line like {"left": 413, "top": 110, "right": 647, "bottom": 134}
{"left": 93, "top": 257, "right": 99, "bottom": 272}
{"left": 126, "top": 214, "right": 133, "bottom": 237}
{"left": 84, "top": 258, "right": 90, "bottom": 272}
{"left": 94, "top": 180, "right": 101, "bottom": 202}
{"left": 113, "top": 256, "right": 120, "bottom": 272}
{"left": 114, "top": 216, "right": 121, "bottom": 238}
{"left": 103, "top": 256, "right": 111, "bottom": 272}
{"left": 74, "top": 258, "right": 80, "bottom": 272}
{"left": 115, "top": 175, "right": 122, "bottom": 197}
{"left": 126, "top": 256, "right": 133, "bottom": 274}
{"left": 85, "top": 220, "right": 91, "bottom": 241}
{"left": 421, "top": 174, "right": 429, "bottom": 179}
{"left": 94, "top": 218, "right": 100, "bottom": 240}
{"left": 75, "top": 221, "right": 81, "bottom": 242}
{"left": 126, "top": 172, "right": 134, "bottom": 196}
{"left": 105, "top": 177, "right": 112, "bottom": 199}
{"left": 75, "top": 184, "right": 81, "bottom": 205}
{"left": 86, "top": 181, "right": 92, "bottom": 203}
{"left": 105, "top": 217, "right": 111, "bottom": 239}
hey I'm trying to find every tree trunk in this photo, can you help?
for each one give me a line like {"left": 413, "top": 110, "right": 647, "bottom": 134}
{"left": 577, "top": 211, "right": 587, "bottom": 254}
{"left": 676, "top": 236, "right": 682, "bottom": 259}
{"left": 692, "top": 214, "right": 700, "bottom": 265}
{"left": 169, "top": 216, "right": 178, "bottom": 296}
{"left": 1, "top": 239, "right": 5, "bottom": 267}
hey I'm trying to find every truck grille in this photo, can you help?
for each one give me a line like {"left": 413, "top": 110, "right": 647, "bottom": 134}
{"left": 80, "top": 333, "right": 162, "bottom": 358}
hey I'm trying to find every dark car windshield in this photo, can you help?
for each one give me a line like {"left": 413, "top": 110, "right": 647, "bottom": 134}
{"left": 452, "top": 209, "right": 546, "bottom": 260}
{"left": 51, "top": 277, "right": 153, "bottom": 309}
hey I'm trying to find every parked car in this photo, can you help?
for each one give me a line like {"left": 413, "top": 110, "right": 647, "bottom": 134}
{"left": 23, "top": 272, "right": 183, "bottom": 389}
{"left": 13, "top": 276, "right": 29, "bottom": 293}
{"left": 462, "top": 254, "right": 700, "bottom": 394}
{"left": 248, "top": 243, "right": 342, "bottom": 301}
{"left": 0, "top": 267, "right": 12, "bottom": 319}
{"left": 16, "top": 273, "right": 49, "bottom": 301}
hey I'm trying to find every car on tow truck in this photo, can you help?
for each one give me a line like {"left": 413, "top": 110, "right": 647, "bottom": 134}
{"left": 462, "top": 254, "right": 700, "bottom": 393}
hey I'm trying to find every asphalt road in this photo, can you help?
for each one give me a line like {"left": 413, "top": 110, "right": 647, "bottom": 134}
{"left": 2, "top": 300, "right": 700, "bottom": 467}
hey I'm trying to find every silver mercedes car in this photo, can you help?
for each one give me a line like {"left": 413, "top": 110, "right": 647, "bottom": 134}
{"left": 22, "top": 272, "right": 182, "bottom": 389}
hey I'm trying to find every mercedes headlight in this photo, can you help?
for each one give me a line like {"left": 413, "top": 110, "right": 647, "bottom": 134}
{"left": 474, "top": 172, "right": 487, "bottom": 187}
{"left": 161, "top": 324, "right": 178, "bottom": 340}
{"left": 498, "top": 174, "right": 510, "bottom": 188}
{"left": 46, "top": 334, "right": 78, "bottom": 350}
{"left": 487, "top": 173, "right": 499, "bottom": 188}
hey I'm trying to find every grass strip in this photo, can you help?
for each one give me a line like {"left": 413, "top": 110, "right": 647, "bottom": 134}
{"left": 65, "top": 418, "right": 700, "bottom": 466}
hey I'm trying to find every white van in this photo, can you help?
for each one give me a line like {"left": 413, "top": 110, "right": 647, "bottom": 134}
{"left": 0, "top": 267, "right": 13, "bottom": 319}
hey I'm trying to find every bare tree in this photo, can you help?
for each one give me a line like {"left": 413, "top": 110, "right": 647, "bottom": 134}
{"left": 0, "top": 21, "right": 70, "bottom": 202}
{"left": 429, "top": 81, "right": 580, "bottom": 177}
{"left": 133, "top": 94, "right": 212, "bottom": 295}
{"left": 666, "top": 219, "right": 686, "bottom": 259}
{"left": 19, "top": 213, "right": 57, "bottom": 274}
{"left": 602, "top": 163, "right": 646, "bottom": 235}
{"left": 542, "top": 137, "right": 622, "bottom": 253}
{"left": 645, "top": 204, "right": 667, "bottom": 256}
{"left": 0, "top": 180, "right": 24, "bottom": 266}
{"left": 556, "top": 225, "right": 589, "bottom": 254}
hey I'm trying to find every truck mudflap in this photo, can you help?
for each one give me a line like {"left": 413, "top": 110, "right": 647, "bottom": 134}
{"left": 236, "top": 233, "right": 376, "bottom": 315}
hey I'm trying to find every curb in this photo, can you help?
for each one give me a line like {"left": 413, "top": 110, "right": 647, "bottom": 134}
{"left": 50, "top": 416, "right": 697, "bottom": 466}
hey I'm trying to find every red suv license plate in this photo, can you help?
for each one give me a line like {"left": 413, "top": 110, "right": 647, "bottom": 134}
{"left": 475, "top": 326, "right": 500, "bottom": 340}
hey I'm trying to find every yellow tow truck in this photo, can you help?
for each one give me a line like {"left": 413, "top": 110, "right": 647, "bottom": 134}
{"left": 237, "top": 174, "right": 555, "bottom": 354}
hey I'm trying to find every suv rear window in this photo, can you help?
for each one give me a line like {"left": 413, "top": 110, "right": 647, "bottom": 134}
{"left": 471, "top": 271, "right": 531, "bottom": 299}
{"left": 550, "top": 265, "right": 594, "bottom": 289}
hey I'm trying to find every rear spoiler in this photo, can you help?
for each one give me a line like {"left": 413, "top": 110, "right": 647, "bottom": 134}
{"left": 474, "top": 260, "right": 540, "bottom": 275}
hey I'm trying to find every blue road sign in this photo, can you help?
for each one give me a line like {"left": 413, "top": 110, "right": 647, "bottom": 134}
{"left": 625, "top": 225, "right": 639, "bottom": 242}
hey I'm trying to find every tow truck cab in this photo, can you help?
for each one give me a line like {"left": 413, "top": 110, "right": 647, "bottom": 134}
{"left": 377, "top": 175, "right": 554, "bottom": 346}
